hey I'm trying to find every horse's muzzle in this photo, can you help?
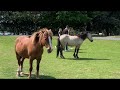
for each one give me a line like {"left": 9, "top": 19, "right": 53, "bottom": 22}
{"left": 91, "top": 40, "right": 93, "bottom": 42}
{"left": 47, "top": 48, "right": 53, "bottom": 53}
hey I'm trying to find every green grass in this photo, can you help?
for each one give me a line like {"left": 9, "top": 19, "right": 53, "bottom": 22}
{"left": 0, "top": 36, "right": 120, "bottom": 79}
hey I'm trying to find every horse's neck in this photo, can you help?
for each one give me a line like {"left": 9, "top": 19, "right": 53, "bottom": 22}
{"left": 79, "top": 34, "right": 87, "bottom": 41}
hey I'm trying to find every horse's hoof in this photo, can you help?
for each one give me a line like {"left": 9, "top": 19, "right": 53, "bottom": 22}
{"left": 36, "top": 77, "right": 39, "bottom": 79}
{"left": 76, "top": 56, "right": 79, "bottom": 59}
{"left": 20, "top": 72, "right": 24, "bottom": 76}
{"left": 74, "top": 56, "right": 79, "bottom": 59}
{"left": 16, "top": 72, "right": 21, "bottom": 77}
{"left": 28, "top": 75, "right": 32, "bottom": 79}
{"left": 76, "top": 57, "right": 79, "bottom": 59}
{"left": 60, "top": 55, "right": 65, "bottom": 59}
{"left": 28, "top": 76, "right": 31, "bottom": 79}
{"left": 73, "top": 54, "right": 76, "bottom": 58}
{"left": 73, "top": 56, "right": 76, "bottom": 58}
{"left": 16, "top": 74, "right": 20, "bottom": 77}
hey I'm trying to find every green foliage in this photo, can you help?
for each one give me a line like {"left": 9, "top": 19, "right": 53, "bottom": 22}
{"left": 0, "top": 11, "right": 120, "bottom": 35}
{"left": 92, "top": 11, "right": 120, "bottom": 35}
{"left": 56, "top": 11, "right": 91, "bottom": 28}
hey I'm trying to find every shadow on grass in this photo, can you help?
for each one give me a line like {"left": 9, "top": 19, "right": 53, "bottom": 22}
{"left": 19, "top": 73, "right": 56, "bottom": 79}
{"left": 39, "top": 75, "right": 56, "bottom": 79}
{"left": 65, "top": 57, "right": 110, "bottom": 61}
{"left": 64, "top": 50, "right": 86, "bottom": 53}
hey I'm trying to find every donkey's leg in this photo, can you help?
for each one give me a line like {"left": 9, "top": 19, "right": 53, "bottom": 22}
{"left": 36, "top": 58, "right": 41, "bottom": 79}
{"left": 28, "top": 58, "right": 34, "bottom": 79}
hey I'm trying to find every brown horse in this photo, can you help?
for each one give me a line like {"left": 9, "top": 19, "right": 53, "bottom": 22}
{"left": 15, "top": 28, "right": 53, "bottom": 79}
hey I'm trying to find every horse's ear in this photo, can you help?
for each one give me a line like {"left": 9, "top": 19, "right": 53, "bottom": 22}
{"left": 80, "top": 31, "right": 84, "bottom": 35}
{"left": 41, "top": 30, "right": 45, "bottom": 33}
{"left": 48, "top": 29, "right": 53, "bottom": 36}
{"left": 86, "top": 31, "right": 90, "bottom": 34}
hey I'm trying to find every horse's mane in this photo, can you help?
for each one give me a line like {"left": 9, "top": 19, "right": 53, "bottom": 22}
{"left": 38, "top": 28, "right": 53, "bottom": 37}
{"left": 77, "top": 31, "right": 88, "bottom": 40}
{"left": 31, "top": 28, "right": 53, "bottom": 45}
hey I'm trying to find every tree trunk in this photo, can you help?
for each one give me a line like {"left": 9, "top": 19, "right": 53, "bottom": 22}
{"left": 106, "top": 28, "right": 109, "bottom": 36}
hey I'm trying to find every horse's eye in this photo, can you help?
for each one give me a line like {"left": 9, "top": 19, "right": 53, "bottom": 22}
{"left": 44, "top": 33, "right": 48, "bottom": 39}
{"left": 45, "top": 36, "right": 48, "bottom": 40}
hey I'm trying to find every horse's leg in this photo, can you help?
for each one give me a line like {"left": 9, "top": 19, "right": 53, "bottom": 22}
{"left": 56, "top": 45, "right": 60, "bottom": 58}
{"left": 16, "top": 52, "right": 22, "bottom": 77}
{"left": 76, "top": 48, "right": 80, "bottom": 58}
{"left": 28, "top": 58, "right": 34, "bottom": 79}
{"left": 20, "top": 57, "right": 25, "bottom": 76}
{"left": 73, "top": 47, "right": 77, "bottom": 58}
{"left": 66, "top": 43, "right": 68, "bottom": 51}
{"left": 76, "top": 46, "right": 80, "bottom": 59}
{"left": 56, "top": 37, "right": 61, "bottom": 58}
{"left": 36, "top": 58, "right": 41, "bottom": 79}
{"left": 58, "top": 37, "right": 65, "bottom": 59}
{"left": 60, "top": 47, "right": 65, "bottom": 59}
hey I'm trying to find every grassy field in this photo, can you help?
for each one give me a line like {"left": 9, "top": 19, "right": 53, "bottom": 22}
{"left": 0, "top": 35, "right": 120, "bottom": 79}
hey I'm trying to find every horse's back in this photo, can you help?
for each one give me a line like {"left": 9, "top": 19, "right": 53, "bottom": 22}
{"left": 60, "top": 34, "right": 69, "bottom": 39}
{"left": 60, "top": 34, "right": 83, "bottom": 46}
{"left": 15, "top": 36, "right": 30, "bottom": 43}
{"left": 60, "top": 34, "right": 78, "bottom": 42}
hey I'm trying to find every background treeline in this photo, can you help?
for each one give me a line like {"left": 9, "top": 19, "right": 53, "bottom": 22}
{"left": 0, "top": 11, "right": 120, "bottom": 36}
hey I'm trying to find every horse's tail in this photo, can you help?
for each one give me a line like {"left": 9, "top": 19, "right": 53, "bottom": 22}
{"left": 56, "top": 36, "right": 61, "bottom": 58}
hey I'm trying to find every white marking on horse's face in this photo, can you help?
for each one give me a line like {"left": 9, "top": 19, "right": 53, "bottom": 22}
{"left": 47, "top": 36, "right": 53, "bottom": 53}
{"left": 87, "top": 33, "right": 93, "bottom": 42}
{"left": 48, "top": 36, "right": 52, "bottom": 48}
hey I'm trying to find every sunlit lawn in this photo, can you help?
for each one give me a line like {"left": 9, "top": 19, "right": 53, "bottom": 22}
{"left": 0, "top": 36, "right": 120, "bottom": 79}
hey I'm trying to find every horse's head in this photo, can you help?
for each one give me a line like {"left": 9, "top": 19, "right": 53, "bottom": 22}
{"left": 46, "top": 29, "right": 53, "bottom": 53}
{"left": 32, "top": 28, "right": 53, "bottom": 53}
{"left": 80, "top": 31, "right": 93, "bottom": 42}
{"left": 41, "top": 28, "right": 53, "bottom": 53}
{"left": 86, "top": 31, "right": 93, "bottom": 42}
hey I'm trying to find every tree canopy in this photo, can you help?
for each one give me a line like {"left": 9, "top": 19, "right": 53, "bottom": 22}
{"left": 0, "top": 11, "right": 120, "bottom": 36}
